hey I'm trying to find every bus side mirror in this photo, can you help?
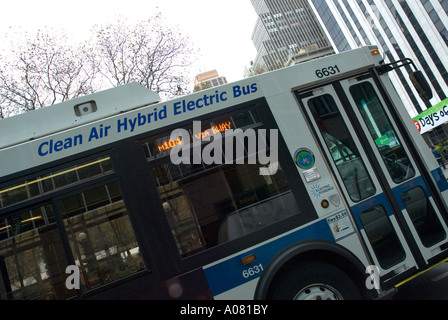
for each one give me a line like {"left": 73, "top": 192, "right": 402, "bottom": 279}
{"left": 409, "top": 71, "right": 433, "bottom": 101}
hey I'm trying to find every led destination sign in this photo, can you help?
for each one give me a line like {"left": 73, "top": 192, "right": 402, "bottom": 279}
{"left": 156, "top": 121, "right": 233, "bottom": 154}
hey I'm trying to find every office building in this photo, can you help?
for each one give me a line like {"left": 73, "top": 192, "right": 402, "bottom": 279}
{"left": 194, "top": 70, "right": 227, "bottom": 92}
{"left": 251, "top": 0, "right": 334, "bottom": 71}
{"left": 309, "top": 0, "right": 448, "bottom": 124}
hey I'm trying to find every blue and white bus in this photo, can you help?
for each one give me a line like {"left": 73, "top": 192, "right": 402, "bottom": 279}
{"left": 0, "top": 46, "right": 447, "bottom": 300}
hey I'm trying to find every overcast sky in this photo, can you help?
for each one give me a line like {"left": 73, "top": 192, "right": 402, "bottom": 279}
{"left": 0, "top": 0, "right": 259, "bottom": 83}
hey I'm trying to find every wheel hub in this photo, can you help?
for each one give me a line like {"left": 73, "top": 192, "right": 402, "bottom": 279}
{"left": 294, "top": 283, "right": 344, "bottom": 300}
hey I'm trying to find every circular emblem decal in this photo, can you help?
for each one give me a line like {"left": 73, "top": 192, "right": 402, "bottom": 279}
{"left": 294, "top": 148, "right": 315, "bottom": 169}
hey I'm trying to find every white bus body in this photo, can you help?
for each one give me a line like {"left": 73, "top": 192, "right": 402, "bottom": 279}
{"left": 1, "top": 46, "right": 447, "bottom": 300}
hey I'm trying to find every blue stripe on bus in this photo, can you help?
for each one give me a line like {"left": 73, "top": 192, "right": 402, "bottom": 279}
{"left": 350, "top": 171, "right": 447, "bottom": 230}
{"left": 203, "top": 218, "right": 334, "bottom": 297}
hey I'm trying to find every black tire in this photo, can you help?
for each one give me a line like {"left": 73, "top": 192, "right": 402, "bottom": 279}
{"left": 268, "top": 261, "right": 363, "bottom": 300}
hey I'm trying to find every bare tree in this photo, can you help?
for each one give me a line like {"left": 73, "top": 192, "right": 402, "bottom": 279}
{"left": 0, "top": 14, "right": 199, "bottom": 117}
{"left": 91, "top": 15, "right": 198, "bottom": 99}
{"left": 0, "top": 28, "right": 98, "bottom": 115}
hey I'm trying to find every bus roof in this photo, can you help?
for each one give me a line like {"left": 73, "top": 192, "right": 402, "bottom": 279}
{"left": 0, "top": 82, "right": 160, "bottom": 150}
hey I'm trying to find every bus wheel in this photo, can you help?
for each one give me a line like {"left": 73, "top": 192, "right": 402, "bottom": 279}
{"left": 269, "top": 261, "right": 362, "bottom": 300}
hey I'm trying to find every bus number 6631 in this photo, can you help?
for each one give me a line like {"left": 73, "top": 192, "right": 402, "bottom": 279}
{"left": 242, "top": 263, "right": 264, "bottom": 279}
{"left": 315, "top": 65, "right": 341, "bottom": 78}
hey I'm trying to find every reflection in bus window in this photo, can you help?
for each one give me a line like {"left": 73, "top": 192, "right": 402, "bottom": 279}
{"left": 402, "top": 187, "right": 446, "bottom": 247}
{"left": 0, "top": 205, "right": 75, "bottom": 300}
{"left": 0, "top": 157, "right": 113, "bottom": 209}
{"left": 360, "top": 205, "right": 406, "bottom": 269}
{"left": 308, "top": 94, "right": 376, "bottom": 202}
{"left": 350, "top": 82, "right": 415, "bottom": 183}
{"left": 0, "top": 158, "right": 144, "bottom": 299}
{"left": 59, "top": 181, "right": 145, "bottom": 291}
{"left": 146, "top": 110, "right": 300, "bottom": 257}
{"left": 150, "top": 162, "right": 299, "bottom": 257}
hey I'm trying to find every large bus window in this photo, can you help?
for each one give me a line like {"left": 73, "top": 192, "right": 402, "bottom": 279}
{"left": 0, "top": 158, "right": 145, "bottom": 299}
{"left": 59, "top": 181, "right": 145, "bottom": 290}
{"left": 144, "top": 107, "right": 300, "bottom": 257}
{"left": 151, "top": 162, "right": 297, "bottom": 257}
{"left": 350, "top": 82, "right": 415, "bottom": 183}
{"left": 308, "top": 94, "right": 376, "bottom": 202}
{"left": 0, "top": 204, "right": 74, "bottom": 300}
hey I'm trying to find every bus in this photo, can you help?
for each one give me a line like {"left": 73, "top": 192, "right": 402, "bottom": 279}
{"left": 0, "top": 46, "right": 447, "bottom": 300}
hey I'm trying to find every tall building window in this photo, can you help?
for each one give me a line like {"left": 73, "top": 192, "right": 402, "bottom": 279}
{"left": 304, "top": 0, "right": 448, "bottom": 117}
{"left": 251, "top": 0, "right": 334, "bottom": 70}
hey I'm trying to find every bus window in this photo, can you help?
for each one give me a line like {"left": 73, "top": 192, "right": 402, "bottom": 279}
{"left": 308, "top": 94, "right": 376, "bottom": 202}
{"left": 359, "top": 205, "right": 406, "bottom": 269}
{"left": 0, "top": 204, "right": 75, "bottom": 300}
{"left": 323, "top": 132, "right": 358, "bottom": 165}
{"left": 150, "top": 161, "right": 297, "bottom": 257}
{"left": 0, "top": 157, "right": 113, "bottom": 209}
{"left": 350, "top": 82, "right": 415, "bottom": 183}
{"left": 401, "top": 187, "right": 446, "bottom": 247}
{"left": 0, "top": 157, "right": 145, "bottom": 299}
{"left": 59, "top": 181, "right": 145, "bottom": 290}
{"left": 144, "top": 107, "right": 300, "bottom": 257}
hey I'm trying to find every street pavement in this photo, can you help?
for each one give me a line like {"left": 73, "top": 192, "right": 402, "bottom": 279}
{"left": 392, "top": 164, "right": 448, "bottom": 300}
{"left": 394, "top": 259, "right": 448, "bottom": 299}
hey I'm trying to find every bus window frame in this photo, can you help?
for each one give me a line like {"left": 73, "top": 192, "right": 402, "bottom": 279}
{"left": 135, "top": 98, "right": 318, "bottom": 270}
{"left": 0, "top": 152, "right": 158, "bottom": 299}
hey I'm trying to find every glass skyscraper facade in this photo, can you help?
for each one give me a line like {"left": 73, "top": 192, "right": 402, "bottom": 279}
{"left": 309, "top": 0, "right": 448, "bottom": 120}
{"left": 251, "top": 0, "right": 334, "bottom": 71}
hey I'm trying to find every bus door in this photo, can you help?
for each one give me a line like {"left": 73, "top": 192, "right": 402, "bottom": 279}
{"left": 296, "top": 75, "right": 448, "bottom": 285}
